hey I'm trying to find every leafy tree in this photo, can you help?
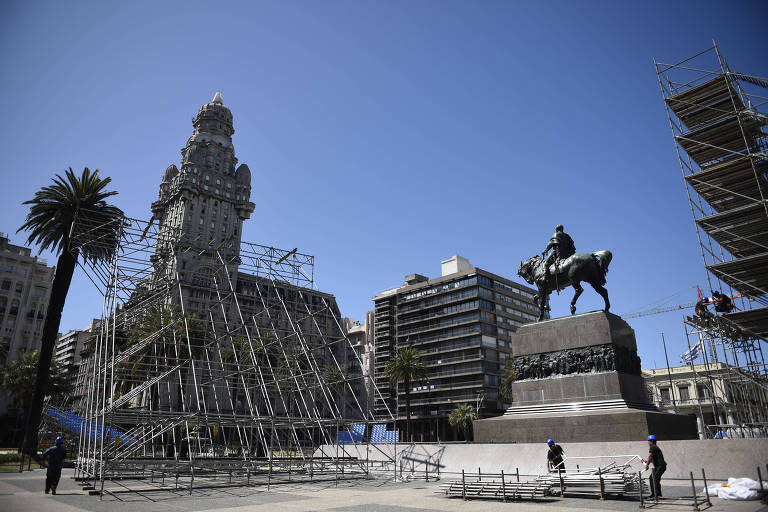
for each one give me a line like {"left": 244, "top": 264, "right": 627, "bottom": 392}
{"left": 499, "top": 358, "right": 515, "bottom": 402}
{"left": 0, "top": 351, "right": 71, "bottom": 412}
{"left": 385, "top": 347, "right": 426, "bottom": 442}
{"left": 321, "top": 363, "right": 348, "bottom": 417}
{"left": 448, "top": 403, "right": 477, "bottom": 441}
{"left": 17, "top": 167, "right": 123, "bottom": 456}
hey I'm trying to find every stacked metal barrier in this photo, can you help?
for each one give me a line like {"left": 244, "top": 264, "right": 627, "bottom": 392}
{"left": 536, "top": 462, "right": 648, "bottom": 498}
{"left": 439, "top": 471, "right": 552, "bottom": 501}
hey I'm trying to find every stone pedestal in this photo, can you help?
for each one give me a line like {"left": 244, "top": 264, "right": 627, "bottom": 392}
{"left": 474, "top": 311, "right": 697, "bottom": 443}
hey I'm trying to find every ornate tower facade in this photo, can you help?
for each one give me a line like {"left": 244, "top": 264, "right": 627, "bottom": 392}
{"left": 150, "top": 92, "right": 255, "bottom": 309}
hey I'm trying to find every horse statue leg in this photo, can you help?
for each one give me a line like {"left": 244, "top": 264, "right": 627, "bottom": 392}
{"left": 535, "top": 284, "right": 549, "bottom": 321}
{"left": 570, "top": 281, "right": 584, "bottom": 315}
{"left": 591, "top": 283, "right": 610, "bottom": 312}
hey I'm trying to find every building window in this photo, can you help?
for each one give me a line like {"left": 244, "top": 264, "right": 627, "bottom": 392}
{"left": 659, "top": 388, "right": 670, "bottom": 402}
{"left": 696, "top": 384, "right": 710, "bottom": 399}
{"left": 678, "top": 386, "right": 690, "bottom": 401}
{"left": 0, "top": 280, "right": 9, "bottom": 290}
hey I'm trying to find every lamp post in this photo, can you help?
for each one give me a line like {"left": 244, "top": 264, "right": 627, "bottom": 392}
{"left": 475, "top": 390, "right": 485, "bottom": 416}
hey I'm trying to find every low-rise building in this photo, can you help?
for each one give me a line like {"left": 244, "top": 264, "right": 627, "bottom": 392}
{"left": 372, "top": 255, "right": 541, "bottom": 442}
{"left": 643, "top": 362, "right": 768, "bottom": 438}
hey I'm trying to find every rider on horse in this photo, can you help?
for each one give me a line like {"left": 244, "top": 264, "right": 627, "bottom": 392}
{"left": 542, "top": 225, "right": 576, "bottom": 281}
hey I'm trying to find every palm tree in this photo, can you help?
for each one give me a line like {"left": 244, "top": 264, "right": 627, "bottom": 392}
{"left": 385, "top": 347, "right": 426, "bottom": 442}
{"left": 17, "top": 167, "right": 123, "bottom": 457}
{"left": 448, "top": 403, "right": 477, "bottom": 441}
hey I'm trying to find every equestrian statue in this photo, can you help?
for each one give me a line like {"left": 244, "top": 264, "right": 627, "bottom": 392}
{"left": 518, "top": 225, "right": 612, "bottom": 321}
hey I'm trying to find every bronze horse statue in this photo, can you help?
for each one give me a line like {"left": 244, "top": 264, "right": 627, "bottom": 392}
{"left": 518, "top": 250, "right": 612, "bottom": 321}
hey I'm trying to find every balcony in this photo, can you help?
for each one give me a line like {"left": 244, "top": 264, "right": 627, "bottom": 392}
{"left": 398, "top": 288, "right": 479, "bottom": 314}
{"left": 397, "top": 303, "right": 479, "bottom": 328}
{"left": 655, "top": 397, "right": 715, "bottom": 408}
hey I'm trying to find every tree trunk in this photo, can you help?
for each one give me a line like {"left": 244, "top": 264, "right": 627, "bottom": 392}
{"left": 405, "top": 377, "right": 410, "bottom": 443}
{"left": 21, "top": 247, "right": 78, "bottom": 456}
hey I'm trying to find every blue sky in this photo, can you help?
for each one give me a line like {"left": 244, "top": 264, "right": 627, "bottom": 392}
{"left": 0, "top": 1, "right": 765, "bottom": 369}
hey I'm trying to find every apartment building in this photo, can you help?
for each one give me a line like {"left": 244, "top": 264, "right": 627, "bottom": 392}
{"left": 372, "top": 255, "right": 541, "bottom": 441}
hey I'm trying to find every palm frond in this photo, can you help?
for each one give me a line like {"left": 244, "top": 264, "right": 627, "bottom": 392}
{"left": 17, "top": 167, "right": 124, "bottom": 262}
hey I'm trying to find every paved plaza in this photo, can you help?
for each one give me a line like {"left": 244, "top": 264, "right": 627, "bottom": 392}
{"left": 0, "top": 469, "right": 765, "bottom": 512}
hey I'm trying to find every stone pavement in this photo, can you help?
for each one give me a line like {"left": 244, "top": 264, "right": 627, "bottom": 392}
{"left": 0, "top": 469, "right": 765, "bottom": 512}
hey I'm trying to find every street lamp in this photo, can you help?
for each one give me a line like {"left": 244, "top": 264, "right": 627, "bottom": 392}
{"left": 475, "top": 390, "right": 485, "bottom": 416}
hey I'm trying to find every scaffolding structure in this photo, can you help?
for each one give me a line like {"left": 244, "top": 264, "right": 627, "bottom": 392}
{"left": 655, "top": 43, "right": 768, "bottom": 437}
{"left": 57, "top": 209, "right": 396, "bottom": 496}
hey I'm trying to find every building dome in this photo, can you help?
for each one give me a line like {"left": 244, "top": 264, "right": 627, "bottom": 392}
{"left": 194, "top": 92, "right": 234, "bottom": 136}
{"left": 235, "top": 164, "right": 251, "bottom": 185}
{"left": 162, "top": 164, "right": 179, "bottom": 183}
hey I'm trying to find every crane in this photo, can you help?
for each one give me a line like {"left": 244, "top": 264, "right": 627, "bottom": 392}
{"left": 622, "top": 287, "right": 742, "bottom": 319}
{"left": 622, "top": 301, "right": 697, "bottom": 319}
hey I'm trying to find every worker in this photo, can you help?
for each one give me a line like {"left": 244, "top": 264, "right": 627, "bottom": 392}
{"left": 695, "top": 297, "right": 712, "bottom": 318}
{"left": 41, "top": 436, "right": 66, "bottom": 495}
{"left": 711, "top": 291, "right": 734, "bottom": 313}
{"left": 643, "top": 434, "right": 666, "bottom": 499}
{"left": 546, "top": 438, "right": 565, "bottom": 473}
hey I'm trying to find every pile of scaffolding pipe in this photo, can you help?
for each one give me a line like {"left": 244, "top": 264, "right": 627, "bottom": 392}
{"left": 439, "top": 478, "right": 553, "bottom": 500}
{"left": 536, "top": 464, "right": 648, "bottom": 497}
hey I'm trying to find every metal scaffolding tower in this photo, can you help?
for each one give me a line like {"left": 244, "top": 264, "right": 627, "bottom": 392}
{"left": 58, "top": 209, "right": 396, "bottom": 496}
{"left": 655, "top": 42, "right": 768, "bottom": 437}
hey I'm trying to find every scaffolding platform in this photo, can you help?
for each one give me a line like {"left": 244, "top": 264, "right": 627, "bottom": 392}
{"left": 685, "top": 157, "right": 768, "bottom": 213}
{"left": 695, "top": 203, "right": 768, "bottom": 258}
{"left": 707, "top": 253, "right": 768, "bottom": 299}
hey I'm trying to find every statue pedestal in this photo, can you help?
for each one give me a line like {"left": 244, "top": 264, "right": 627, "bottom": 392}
{"left": 474, "top": 311, "right": 697, "bottom": 443}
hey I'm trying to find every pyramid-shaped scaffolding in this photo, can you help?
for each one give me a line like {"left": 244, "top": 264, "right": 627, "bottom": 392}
{"left": 63, "top": 209, "right": 396, "bottom": 495}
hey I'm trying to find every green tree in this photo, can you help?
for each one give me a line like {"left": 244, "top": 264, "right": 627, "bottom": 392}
{"left": 17, "top": 167, "right": 123, "bottom": 456}
{"left": 499, "top": 358, "right": 514, "bottom": 403}
{"left": 321, "top": 363, "right": 348, "bottom": 417}
{"left": 385, "top": 347, "right": 426, "bottom": 442}
{"left": 0, "top": 350, "right": 71, "bottom": 412}
{"left": 448, "top": 403, "right": 477, "bottom": 441}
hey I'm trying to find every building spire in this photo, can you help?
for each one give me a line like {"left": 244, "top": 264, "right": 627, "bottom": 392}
{"left": 212, "top": 91, "right": 224, "bottom": 104}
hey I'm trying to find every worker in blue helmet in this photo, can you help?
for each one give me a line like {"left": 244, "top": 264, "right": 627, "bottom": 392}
{"left": 546, "top": 438, "right": 565, "bottom": 473}
{"left": 642, "top": 434, "right": 666, "bottom": 499}
{"left": 41, "top": 436, "right": 67, "bottom": 495}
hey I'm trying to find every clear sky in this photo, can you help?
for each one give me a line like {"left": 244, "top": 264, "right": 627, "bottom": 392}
{"left": 0, "top": 1, "right": 765, "bottom": 369}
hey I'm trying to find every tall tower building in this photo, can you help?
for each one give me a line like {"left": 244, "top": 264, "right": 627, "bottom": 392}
{"left": 149, "top": 92, "right": 255, "bottom": 306}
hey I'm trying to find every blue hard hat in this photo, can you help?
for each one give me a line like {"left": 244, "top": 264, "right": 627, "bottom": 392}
{"left": 55, "top": 436, "right": 63, "bottom": 444}
{"left": 647, "top": 434, "right": 656, "bottom": 441}
{"left": 546, "top": 438, "right": 554, "bottom": 446}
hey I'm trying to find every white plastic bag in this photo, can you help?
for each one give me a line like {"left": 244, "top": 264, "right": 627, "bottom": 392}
{"left": 704, "top": 477, "right": 768, "bottom": 500}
